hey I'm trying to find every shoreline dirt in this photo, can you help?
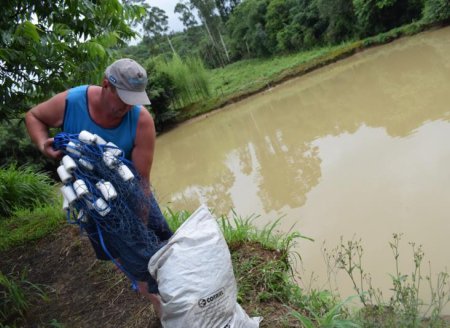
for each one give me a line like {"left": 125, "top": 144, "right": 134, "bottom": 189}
{"left": 1, "top": 225, "right": 159, "bottom": 327}
{"left": 1, "top": 225, "right": 294, "bottom": 327}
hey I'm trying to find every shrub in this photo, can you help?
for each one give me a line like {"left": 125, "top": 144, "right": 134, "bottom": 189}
{"left": 422, "top": 0, "right": 450, "bottom": 23}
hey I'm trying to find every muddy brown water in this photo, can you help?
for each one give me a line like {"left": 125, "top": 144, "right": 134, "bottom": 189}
{"left": 152, "top": 27, "right": 450, "bottom": 314}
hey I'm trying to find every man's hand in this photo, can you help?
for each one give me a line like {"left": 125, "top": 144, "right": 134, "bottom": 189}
{"left": 41, "top": 138, "right": 62, "bottom": 159}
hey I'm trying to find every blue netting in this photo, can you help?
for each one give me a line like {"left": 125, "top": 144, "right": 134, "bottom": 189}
{"left": 53, "top": 131, "right": 165, "bottom": 289}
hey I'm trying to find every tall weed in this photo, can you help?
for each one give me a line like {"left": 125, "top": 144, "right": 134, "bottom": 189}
{"left": 0, "top": 165, "right": 56, "bottom": 218}
{"left": 155, "top": 54, "right": 210, "bottom": 109}
{"left": 324, "top": 234, "right": 450, "bottom": 327}
{"left": 291, "top": 295, "right": 360, "bottom": 328}
{"left": 0, "top": 271, "right": 48, "bottom": 324}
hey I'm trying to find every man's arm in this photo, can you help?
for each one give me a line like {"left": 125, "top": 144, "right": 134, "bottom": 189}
{"left": 131, "top": 107, "right": 156, "bottom": 186}
{"left": 25, "top": 91, "right": 67, "bottom": 159}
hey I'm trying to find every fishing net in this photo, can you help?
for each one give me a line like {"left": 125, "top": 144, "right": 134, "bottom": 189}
{"left": 53, "top": 130, "right": 166, "bottom": 289}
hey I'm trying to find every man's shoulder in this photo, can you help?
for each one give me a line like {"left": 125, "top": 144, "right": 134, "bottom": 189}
{"left": 137, "top": 106, "right": 153, "bottom": 122}
{"left": 68, "top": 85, "right": 101, "bottom": 96}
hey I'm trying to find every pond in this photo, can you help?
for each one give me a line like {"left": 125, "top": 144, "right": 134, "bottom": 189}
{"left": 152, "top": 27, "right": 450, "bottom": 313}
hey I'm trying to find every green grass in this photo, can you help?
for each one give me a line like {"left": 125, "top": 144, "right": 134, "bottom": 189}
{"left": 163, "top": 207, "right": 192, "bottom": 232}
{"left": 0, "top": 204, "right": 65, "bottom": 252}
{"left": 291, "top": 295, "right": 361, "bottom": 328}
{"left": 182, "top": 42, "right": 359, "bottom": 119}
{"left": 208, "top": 45, "right": 349, "bottom": 97}
{"left": 0, "top": 165, "right": 64, "bottom": 252}
{"left": 3, "top": 200, "right": 449, "bottom": 326}
{"left": 153, "top": 54, "right": 210, "bottom": 108}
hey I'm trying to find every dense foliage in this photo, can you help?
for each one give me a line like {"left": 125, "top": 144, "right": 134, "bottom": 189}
{"left": 0, "top": 0, "right": 145, "bottom": 122}
{"left": 422, "top": 0, "right": 450, "bottom": 22}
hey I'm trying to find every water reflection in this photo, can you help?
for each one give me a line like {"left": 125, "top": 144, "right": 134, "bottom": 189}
{"left": 152, "top": 27, "right": 450, "bottom": 312}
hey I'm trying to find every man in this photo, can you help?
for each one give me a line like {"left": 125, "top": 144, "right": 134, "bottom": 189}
{"left": 25, "top": 58, "right": 171, "bottom": 317}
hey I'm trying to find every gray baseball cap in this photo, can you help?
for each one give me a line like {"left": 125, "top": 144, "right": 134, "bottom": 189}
{"left": 105, "top": 58, "right": 151, "bottom": 105}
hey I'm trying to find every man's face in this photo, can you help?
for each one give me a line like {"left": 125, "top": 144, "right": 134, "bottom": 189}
{"left": 104, "top": 80, "right": 133, "bottom": 118}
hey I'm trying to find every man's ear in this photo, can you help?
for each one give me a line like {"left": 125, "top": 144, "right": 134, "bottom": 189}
{"left": 102, "top": 78, "right": 108, "bottom": 88}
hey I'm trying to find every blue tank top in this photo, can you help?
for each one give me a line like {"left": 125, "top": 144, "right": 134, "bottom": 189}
{"left": 63, "top": 85, "right": 141, "bottom": 159}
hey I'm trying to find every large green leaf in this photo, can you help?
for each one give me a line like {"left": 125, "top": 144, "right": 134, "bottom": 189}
{"left": 14, "top": 21, "right": 41, "bottom": 43}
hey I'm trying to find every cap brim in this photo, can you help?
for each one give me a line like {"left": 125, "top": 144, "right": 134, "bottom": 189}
{"left": 116, "top": 88, "right": 151, "bottom": 105}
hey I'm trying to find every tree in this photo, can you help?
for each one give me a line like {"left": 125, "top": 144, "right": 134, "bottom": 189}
{"left": 265, "top": 0, "right": 292, "bottom": 51}
{"left": 226, "top": 0, "right": 271, "bottom": 59}
{"left": 142, "top": 6, "right": 176, "bottom": 55}
{"left": 214, "top": 0, "right": 242, "bottom": 22}
{"left": 352, "top": 0, "right": 423, "bottom": 37}
{"left": 317, "top": 0, "right": 356, "bottom": 44}
{"left": 287, "top": 0, "right": 328, "bottom": 50}
{"left": 175, "top": 0, "right": 199, "bottom": 30}
{"left": 1, "top": 0, "right": 146, "bottom": 122}
{"left": 189, "top": 0, "right": 230, "bottom": 67}
{"left": 143, "top": 6, "right": 169, "bottom": 39}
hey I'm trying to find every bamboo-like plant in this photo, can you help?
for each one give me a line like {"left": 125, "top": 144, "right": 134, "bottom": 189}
{"left": 155, "top": 54, "right": 210, "bottom": 109}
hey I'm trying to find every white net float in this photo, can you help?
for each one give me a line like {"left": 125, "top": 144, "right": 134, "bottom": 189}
{"left": 77, "top": 209, "right": 87, "bottom": 223}
{"left": 96, "top": 180, "right": 117, "bottom": 201}
{"left": 73, "top": 179, "right": 89, "bottom": 197}
{"left": 57, "top": 165, "right": 72, "bottom": 184}
{"left": 78, "top": 157, "right": 94, "bottom": 170}
{"left": 60, "top": 185, "right": 77, "bottom": 204}
{"left": 94, "top": 197, "right": 111, "bottom": 217}
{"left": 105, "top": 142, "right": 123, "bottom": 157}
{"left": 103, "top": 152, "right": 117, "bottom": 168}
{"left": 66, "top": 141, "right": 81, "bottom": 156}
{"left": 62, "top": 155, "right": 77, "bottom": 173}
{"left": 94, "top": 134, "right": 107, "bottom": 145}
{"left": 79, "top": 130, "right": 97, "bottom": 145}
{"left": 62, "top": 197, "right": 69, "bottom": 211}
{"left": 117, "top": 163, "right": 134, "bottom": 181}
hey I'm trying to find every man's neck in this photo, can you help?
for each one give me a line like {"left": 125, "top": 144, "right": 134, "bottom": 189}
{"left": 89, "top": 86, "right": 122, "bottom": 128}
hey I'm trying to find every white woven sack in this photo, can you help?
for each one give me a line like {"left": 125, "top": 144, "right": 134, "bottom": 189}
{"left": 148, "top": 205, "right": 261, "bottom": 328}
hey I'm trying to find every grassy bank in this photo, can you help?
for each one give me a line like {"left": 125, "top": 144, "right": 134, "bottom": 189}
{"left": 2, "top": 199, "right": 449, "bottom": 326}
{"left": 1, "top": 195, "right": 312, "bottom": 326}
{"left": 175, "top": 20, "right": 446, "bottom": 123}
